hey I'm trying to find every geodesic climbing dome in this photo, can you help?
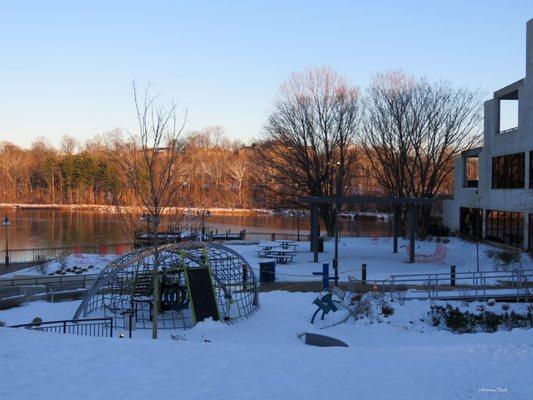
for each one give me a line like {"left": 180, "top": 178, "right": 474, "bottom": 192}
{"left": 73, "top": 242, "right": 259, "bottom": 329}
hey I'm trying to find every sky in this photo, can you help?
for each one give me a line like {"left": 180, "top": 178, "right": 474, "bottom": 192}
{"left": 0, "top": 1, "right": 531, "bottom": 148}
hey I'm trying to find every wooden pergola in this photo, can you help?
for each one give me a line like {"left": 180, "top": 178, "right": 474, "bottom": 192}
{"left": 303, "top": 196, "right": 440, "bottom": 264}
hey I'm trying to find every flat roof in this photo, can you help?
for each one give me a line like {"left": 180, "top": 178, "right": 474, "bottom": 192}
{"left": 493, "top": 79, "right": 524, "bottom": 100}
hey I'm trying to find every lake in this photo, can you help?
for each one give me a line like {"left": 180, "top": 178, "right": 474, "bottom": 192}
{"left": 0, "top": 208, "right": 392, "bottom": 249}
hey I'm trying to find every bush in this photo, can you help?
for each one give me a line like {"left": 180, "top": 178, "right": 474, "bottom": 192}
{"left": 485, "top": 249, "right": 496, "bottom": 259}
{"left": 483, "top": 312, "right": 501, "bottom": 333}
{"left": 429, "top": 304, "right": 533, "bottom": 333}
{"left": 0, "top": 321, "right": 6, "bottom": 327}
{"left": 381, "top": 304, "right": 394, "bottom": 317}
{"left": 33, "top": 255, "right": 48, "bottom": 275}
{"left": 494, "top": 250, "right": 521, "bottom": 271}
{"left": 444, "top": 306, "right": 476, "bottom": 333}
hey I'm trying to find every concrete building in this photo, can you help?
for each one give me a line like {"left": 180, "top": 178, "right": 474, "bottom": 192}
{"left": 443, "top": 18, "right": 533, "bottom": 250}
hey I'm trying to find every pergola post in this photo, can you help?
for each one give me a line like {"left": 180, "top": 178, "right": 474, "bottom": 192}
{"left": 408, "top": 205, "right": 418, "bottom": 263}
{"left": 393, "top": 204, "right": 400, "bottom": 254}
{"left": 311, "top": 203, "right": 319, "bottom": 262}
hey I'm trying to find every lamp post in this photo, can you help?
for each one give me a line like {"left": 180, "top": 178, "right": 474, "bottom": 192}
{"left": 296, "top": 211, "right": 302, "bottom": 242}
{"left": 2, "top": 214, "right": 10, "bottom": 266}
{"left": 333, "top": 161, "right": 342, "bottom": 287}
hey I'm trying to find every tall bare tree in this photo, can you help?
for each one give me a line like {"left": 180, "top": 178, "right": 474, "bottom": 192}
{"left": 257, "top": 67, "right": 361, "bottom": 235}
{"left": 111, "top": 83, "right": 188, "bottom": 339}
{"left": 362, "top": 71, "right": 482, "bottom": 232}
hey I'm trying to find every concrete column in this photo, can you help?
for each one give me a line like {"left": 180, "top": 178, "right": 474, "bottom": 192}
{"left": 409, "top": 205, "right": 418, "bottom": 263}
{"left": 393, "top": 204, "right": 400, "bottom": 253}
{"left": 311, "top": 204, "right": 319, "bottom": 262}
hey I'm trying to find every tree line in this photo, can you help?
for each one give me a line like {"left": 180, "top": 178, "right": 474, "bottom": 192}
{"left": 0, "top": 68, "right": 481, "bottom": 236}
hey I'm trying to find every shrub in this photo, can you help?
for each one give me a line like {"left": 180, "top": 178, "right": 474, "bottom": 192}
{"left": 485, "top": 249, "right": 496, "bottom": 259}
{"left": 33, "top": 255, "right": 48, "bottom": 275}
{"left": 483, "top": 312, "right": 501, "bottom": 333}
{"left": 443, "top": 306, "right": 476, "bottom": 333}
{"left": 494, "top": 250, "right": 521, "bottom": 271}
{"left": 32, "top": 317, "right": 43, "bottom": 327}
{"left": 381, "top": 304, "right": 394, "bottom": 317}
{"left": 0, "top": 321, "right": 6, "bottom": 327}
{"left": 429, "top": 303, "right": 533, "bottom": 333}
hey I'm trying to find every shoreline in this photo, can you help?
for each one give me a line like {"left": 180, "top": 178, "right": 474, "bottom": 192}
{"left": 0, "top": 203, "right": 272, "bottom": 216}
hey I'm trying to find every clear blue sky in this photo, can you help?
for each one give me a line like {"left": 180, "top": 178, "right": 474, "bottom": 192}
{"left": 0, "top": 1, "right": 531, "bottom": 148}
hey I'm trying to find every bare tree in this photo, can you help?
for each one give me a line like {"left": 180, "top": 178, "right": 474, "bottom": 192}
{"left": 110, "top": 83, "right": 188, "bottom": 339}
{"left": 257, "top": 67, "right": 361, "bottom": 235}
{"left": 226, "top": 150, "right": 249, "bottom": 207}
{"left": 60, "top": 135, "right": 79, "bottom": 155}
{"left": 362, "top": 71, "right": 482, "bottom": 233}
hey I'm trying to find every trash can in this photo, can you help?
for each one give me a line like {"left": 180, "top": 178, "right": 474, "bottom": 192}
{"left": 259, "top": 260, "right": 276, "bottom": 283}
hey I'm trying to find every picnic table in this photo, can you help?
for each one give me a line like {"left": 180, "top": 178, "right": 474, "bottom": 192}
{"left": 257, "top": 244, "right": 275, "bottom": 258}
{"left": 269, "top": 249, "right": 295, "bottom": 264}
{"left": 274, "top": 240, "right": 298, "bottom": 251}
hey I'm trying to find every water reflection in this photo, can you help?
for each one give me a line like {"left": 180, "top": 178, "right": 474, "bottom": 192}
{"left": 0, "top": 209, "right": 392, "bottom": 249}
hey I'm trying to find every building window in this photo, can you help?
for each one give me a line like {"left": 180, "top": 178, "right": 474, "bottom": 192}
{"left": 486, "top": 210, "right": 524, "bottom": 248}
{"left": 463, "top": 155, "right": 479, "bottom": 188}
{"left": 491, "top": 153, "right": 525, "bottom": 189}
{"left": 499, "top": 99, "right": 518, "bottom": 134}
{"left": 460, "top": 207, "right": 482, "bottom": 241}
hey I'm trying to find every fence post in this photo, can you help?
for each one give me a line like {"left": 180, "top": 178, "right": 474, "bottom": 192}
{"left": 361, "top": 264, "right": 367, "bottom": 285}
{"left": 63, "top": 321, "right": 67, "bottom": 334}
{"left": 322, "top": 263, "right": 329, "bottom": 292}
{"left": 271, "top": 233, "right": 275, "bottom": 241}
{"left": 450, "top": 265, "right": 456, "bottom": 287}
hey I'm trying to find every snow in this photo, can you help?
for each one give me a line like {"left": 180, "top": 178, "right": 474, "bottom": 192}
{"left": 2, "top": 253, "right": 117, "bottom": 279}
{"left": 228, "top": 236, "right": 533, "bottom": 283}
{"left": 5, "top": 237, "right": 532, "bottom": 287}
{"left": 1, "top": 291, "right": 532, "bottom": 399}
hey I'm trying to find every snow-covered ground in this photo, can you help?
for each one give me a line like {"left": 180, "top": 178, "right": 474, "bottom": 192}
{"left": 4, "top": 237, "right": 532, "bottom": 285}
{"left": 1, "top": 291, "right": 532, "bottom": 399}
{"left": 229, "top": 237, "right": 533, "bottom": 282}
{"left": 2, "top": 253, "right": 117, "bottom": 278}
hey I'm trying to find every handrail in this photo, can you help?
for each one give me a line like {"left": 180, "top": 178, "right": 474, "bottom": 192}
{"left": 9, "top": 317, "right": 114, "bottom": 337}
{"left": 0, "top": 242, "right": 134, "bottom": 265}
{"left": 9, "top": 317, "right": 112, "bottom": 328}
{"left": 0, "top": 273, "right": 99, "bottom": 286}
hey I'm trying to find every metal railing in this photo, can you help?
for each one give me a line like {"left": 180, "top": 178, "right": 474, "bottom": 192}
{"left": 0, "top": 273, "right": 99, "bottom": 287}
{"left": 379, "top": 268, "right": 532, "bottom": 302}
{"left": 9, "top": 317, "right": 114, "bottom": 337}
{"left": 246, "top": 231, "right": 311, "bottom": 242}
{"left": 0, "top": 243, "right": 133, "bottom": 265}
